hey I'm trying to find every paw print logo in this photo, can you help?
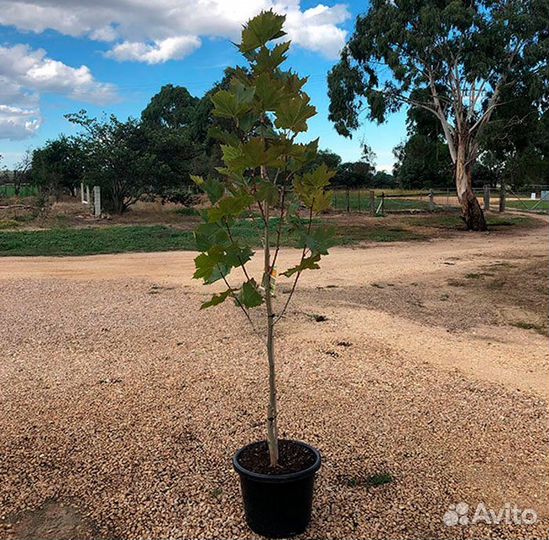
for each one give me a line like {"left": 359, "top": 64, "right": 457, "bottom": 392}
{"left": 443, "top": 502, "right": 469, "bottom": 526}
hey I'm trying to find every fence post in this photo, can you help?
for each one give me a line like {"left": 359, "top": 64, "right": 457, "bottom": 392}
{"left": 379, "top": 192, "right": 385, "bottom": 216}
{"left": 429, "top": 189, "right": 435, "bottom": 211}
{"left": 499, "top": 183, "right": 506, "bottom": 212}
{"left": 93, "top": 185, "right": 101, "bottom": 218}
{"left": 369, "top": 190, "right": 375, "bottom": 216}
{"left": 346, "top": 187, "right": 350, "bottom": 212}
{"left": 483, "top": 185, "right": 490, "bottom": 211}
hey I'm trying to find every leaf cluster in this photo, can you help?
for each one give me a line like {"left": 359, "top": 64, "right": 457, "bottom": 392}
{"left": 192, "top": 10, "right": 336, "bottom": 315}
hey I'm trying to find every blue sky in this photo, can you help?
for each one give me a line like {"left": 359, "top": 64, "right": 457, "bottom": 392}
{"left": 0, "top": 0, "right": 407, "bottom": 171}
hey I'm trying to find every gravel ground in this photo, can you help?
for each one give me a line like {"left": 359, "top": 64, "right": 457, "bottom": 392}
{"left": 1, "top": 224, "right": 548, "bottom": 539}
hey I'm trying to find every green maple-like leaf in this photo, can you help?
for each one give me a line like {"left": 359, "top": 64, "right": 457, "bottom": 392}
{"left": 238, "top": 279, "right": 264, "bottom": 308}
{"left": 274, "top": 95, "right": 316, "bottom": 133}
{"left": 240, "top": 10, "right": 286, "bottom": 53}
{"left": 201, "top": 289, "right": 234, "bottom": 309}
{"left": 281, "top": 253, "right": 321, "bottom": 277}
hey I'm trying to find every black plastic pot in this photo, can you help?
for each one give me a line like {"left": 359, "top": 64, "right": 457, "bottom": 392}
{"left": 233, "top": 441, "right": 321, "bottom": 538}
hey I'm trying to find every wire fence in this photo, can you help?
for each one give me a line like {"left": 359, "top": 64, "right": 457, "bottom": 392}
{"left": 331, "top": 186, "right": 549, "bottom": 215}
{"left": 331, "top": 188, "right": 454, "bottom": 214}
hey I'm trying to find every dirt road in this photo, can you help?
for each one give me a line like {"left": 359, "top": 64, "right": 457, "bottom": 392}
{"left": 2, "top": 222, "right": 547, "bottom": 396}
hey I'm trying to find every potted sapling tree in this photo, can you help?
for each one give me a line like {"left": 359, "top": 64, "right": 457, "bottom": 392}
{"left": 191, "top": 10, "right": 335, "bottom": 538}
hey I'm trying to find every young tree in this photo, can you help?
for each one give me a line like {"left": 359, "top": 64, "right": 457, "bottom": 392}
{"left": 192, "top": 11, "right": 334, "bottom": 467}
{"left": 328, "top": 0, "right": 549, "bottom": 230}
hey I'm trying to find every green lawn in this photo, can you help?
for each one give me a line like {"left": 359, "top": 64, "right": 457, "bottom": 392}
{"left": 0, "top": 211, "right": 539, "bottom": 257}
{"left": 0, "top": 225, "right": 196, "bottom": 256}
{"left": 0, "top": 217, "right": 428, "bottom": 257}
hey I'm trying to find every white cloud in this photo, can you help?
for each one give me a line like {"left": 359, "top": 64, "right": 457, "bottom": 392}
{"left": 106, "top": 36, "right": 201, "bottom": 64}
{"left": 0, "top": 104, "right": 41, "bottom": 140}
{"left": 0, "top": 44, "right": 117, "bottom": 140}
{"left": 0, "top": 1, "right": 350, "bottom": 63}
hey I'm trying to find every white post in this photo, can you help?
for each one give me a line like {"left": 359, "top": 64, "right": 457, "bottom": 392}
{"left": 80, "top": 182, "right": 85, "bottom": 203}
{"left": 93, "top": 186, "right": 101, "bottom": 218}
{"left": 86, "top": 185, "right": 90, "bottom": 205}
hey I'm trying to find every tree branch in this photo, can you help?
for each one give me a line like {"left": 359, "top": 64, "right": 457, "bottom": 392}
{"left": 273, "top": 204, "right": 314, "bottom": 325}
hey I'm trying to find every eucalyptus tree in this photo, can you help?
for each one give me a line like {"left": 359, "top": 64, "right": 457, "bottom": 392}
{"left": 192, "top": 11, "right": 334, "bottom": 467}
{"left": 328, "top": 0, "right": 549, "bottom": 230}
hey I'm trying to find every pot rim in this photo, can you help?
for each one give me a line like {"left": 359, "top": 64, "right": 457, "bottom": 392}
{"left": 233, "top": 439, "right": 321, "bottom": 483}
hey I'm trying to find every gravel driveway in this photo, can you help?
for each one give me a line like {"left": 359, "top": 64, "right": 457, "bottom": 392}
{"left": 1, "top": 225, "right": 548, "bottom": 539}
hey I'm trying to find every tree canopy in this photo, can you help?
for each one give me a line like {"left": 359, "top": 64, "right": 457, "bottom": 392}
{"left": 328, "top": 0, "right": 549, "bottom": 229}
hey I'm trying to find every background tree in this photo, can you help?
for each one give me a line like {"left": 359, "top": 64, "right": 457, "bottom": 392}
{"left": 12, "top": 149, "right": 33, "bottom": 196}
{"left": 66, "top": 112, "right": 157, "bottom": 213}
{"left": 372, "top": 170, "right": 397, "bottom": 189}
{"left": 479, "top": 83, "right": 549, "bottom": 190}
{"left": 392, "top": 88, "right": 452, "bottom": 189}
{"left": 141, "top": 85, "right": 204, "bottom": 203}
{"left": 328, "top": 0, "right": 549, "bottom": 230}
{"left": 333, "top": 143, "right": 376, "bottom": 188}
{"left": 32, "top": 136, "right": 86, "bottom": 198}
{"left": 141, "top": 84, "right": 199, "bottom": 130}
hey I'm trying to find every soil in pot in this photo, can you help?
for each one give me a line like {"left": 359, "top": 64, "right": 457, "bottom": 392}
{"left": 237, "top": 440, "right": 316, "bottom": 475}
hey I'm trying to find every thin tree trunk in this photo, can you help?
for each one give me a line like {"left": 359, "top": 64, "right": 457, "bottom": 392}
{"left": 455, "top": 138, "right": 487, "bottom": 231}
{"left": 262, "top": 166, "right": 279, "bottom": 467}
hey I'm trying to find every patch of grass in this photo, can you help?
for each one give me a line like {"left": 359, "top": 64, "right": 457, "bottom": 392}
{"left": 0, "top": 185, "right": 38, "bottom": 197}
{"left": 332, "top": 190, "right": 433, "bottom": 213}
{"left": 210, "top": 487, "right": 223, "bottom": 499}
{"left": 174, "top": 207, "right": 199, "bottom": 216}
{"left": 487, "top": 216, "right": 534, "bottom": 227}
{"left": 0, "top": 219, "right": 19, "bottom": 230}
{"left": 365, "top": 473, "right": 394, "bottom": 487}
{"left": 407, "top": 213, "right": 465, "bottom": 229}
{"left": 335, "top": 225, "right": 425, "bottom": 244}
{"left": 506, "top": 199, "right": 549, "bottom": 212}
{"left": 340, "top": 472, "right": 394, "bottom": 488}
{"left": 406, "top": 212, "right": 538, "bottom": 230}
{"left": 0, "top": 225, "right": 196, "bottom": 256}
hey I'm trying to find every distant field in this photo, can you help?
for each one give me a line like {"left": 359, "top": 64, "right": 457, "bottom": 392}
{"left": 0, "top": 185, "right": 38, "bottom": 197}
{"left": 506, "top": 198, "right": 549, "bottom": 212}
{"left": 332, "top": 190, "right": 434, "bottom": 212}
